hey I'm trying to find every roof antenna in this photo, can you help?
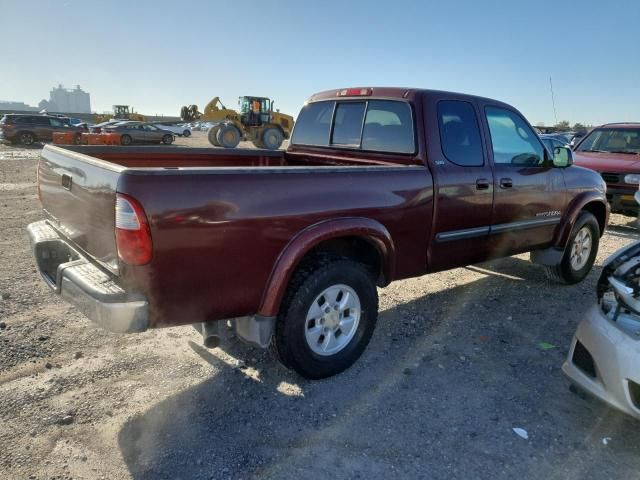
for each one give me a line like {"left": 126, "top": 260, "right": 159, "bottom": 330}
{"left": 549, "top": 76, "right": 558, "bottom": 125}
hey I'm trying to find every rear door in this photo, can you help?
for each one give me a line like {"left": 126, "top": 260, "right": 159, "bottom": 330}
{"left": 33, "top": 116, "right": 52, "bottom": 140}
{"left": 481, "top": 104, "right": 566, "bottom": 253}
{"left": 426, "top": 96, "right": 496, "bottom": 270}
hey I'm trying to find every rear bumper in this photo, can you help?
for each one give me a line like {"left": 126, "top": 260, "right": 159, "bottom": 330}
{"left": 562, "top": 304, "right": 640, "bottom": 420}
{"left": 27, "top": 220, "right": 148, "bottom": 333}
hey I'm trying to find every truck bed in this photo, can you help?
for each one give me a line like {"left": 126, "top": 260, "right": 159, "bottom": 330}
{"left": 60, "top": 145, "right": 414, "bottom": 169}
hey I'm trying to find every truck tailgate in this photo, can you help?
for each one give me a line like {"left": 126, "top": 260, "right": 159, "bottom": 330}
{"left": 38, "top": 145, "right": 122, "bottom": 273}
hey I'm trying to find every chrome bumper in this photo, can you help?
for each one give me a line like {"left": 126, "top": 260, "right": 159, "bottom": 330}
{"left": 562, "top": 304, "right": 640, "bottom": 420}
{"left": 27, "top": 220, "right": 148, "bottom": 333}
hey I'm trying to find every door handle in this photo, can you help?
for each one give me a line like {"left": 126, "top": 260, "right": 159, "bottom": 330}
{"left": 500, "top": 178, "right": 513, "bottom": 189}
{"left": 476, "top": 178, "right": 490, "bottom": 190}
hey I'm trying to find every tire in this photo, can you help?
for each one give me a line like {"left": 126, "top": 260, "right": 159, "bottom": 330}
{"left": 19, "top": 132, "right": 35, "bottom": 146}
{"left": 261, "top": 127, "right": 284, "bottom": 150}
{"left": 183, "top": 130, "right": 191, "bottom": 137}
{"left": 545, "top": 211, "right": 600, "bottom": 284}
{"left": 162, "top": 134, "right": 173, "bottom": 145}
{"left": 275, "top": 258, "right": 378, "bottom": 379}
{"left": 216, "top": 124, "right": 241, "bottom": 148}
{"left": 207, "top": 125, "right": 221, "bottom": 146}
{"left": 121, "top": 134, "right": 132, "bottom": 146}
{"left": 73, "top": 134, "right": 82, "bottom": 145}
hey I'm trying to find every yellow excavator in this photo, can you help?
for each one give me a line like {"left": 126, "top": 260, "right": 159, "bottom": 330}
{"left": 180, "top": 96, "right": 294, "bottom": 150}
{"left": 94, "top": 105, "right": 145, "bottom": 124}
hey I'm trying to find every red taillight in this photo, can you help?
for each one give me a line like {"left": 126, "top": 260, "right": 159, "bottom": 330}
{"left": 115, "top": 193, "right": 152, "bottom": 265}
{"left": 337, "top": 88, "right": 372, "bottom": 97}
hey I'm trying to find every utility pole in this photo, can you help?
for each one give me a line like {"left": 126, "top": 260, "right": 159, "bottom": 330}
{"left": 549, "top": 76, "right": 558, "bottom": 125}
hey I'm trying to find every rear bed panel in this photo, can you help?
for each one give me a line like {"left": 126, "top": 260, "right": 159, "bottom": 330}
{"left": 116, "top": 165, "right": 432, "bottom": 328}
{"left": 39, "top": 145, "right": 122, "bottom": 273}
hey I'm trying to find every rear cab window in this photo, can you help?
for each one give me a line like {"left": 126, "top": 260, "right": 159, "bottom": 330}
{"left": 292, "top": 99, "right": 415, "bottom": 154}
{"left": 437, "top": 100, "right": 484, "bottom": 166}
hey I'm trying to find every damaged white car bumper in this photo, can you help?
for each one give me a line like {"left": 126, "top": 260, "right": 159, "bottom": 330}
{"left": 563, "top": 242, "right": 640, "bottom": 420}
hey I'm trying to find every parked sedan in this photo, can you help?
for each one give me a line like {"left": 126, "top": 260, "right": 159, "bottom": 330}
{"left": 540, "top": 134, "right": 568, "bottom": 154}
{"left": 153, "top": 122, "right": 191, "bottom": 137}
{"left": 563, "top": 232, "right": 640, "bottom": 420}
{"left": 104, "top": 122, "right": 174, "bottom": 145}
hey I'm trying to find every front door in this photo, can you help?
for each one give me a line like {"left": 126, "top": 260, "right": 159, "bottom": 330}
{"left": 426, "top": 97, "right": 496, "bottom": 271}
{"left": 481, "top": 105, "right": 567, "bottom": 255}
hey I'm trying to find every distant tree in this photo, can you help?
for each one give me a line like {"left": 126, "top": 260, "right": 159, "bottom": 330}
{"left": 572, "top": 122, "right": 588, "bottom": 132}
{"left": 554, "top": 120, "right": 571, "bottom": 131}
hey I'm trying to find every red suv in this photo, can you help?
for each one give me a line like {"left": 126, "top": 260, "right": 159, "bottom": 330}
{"left": 0, "top": 114, "right": 84, "bottom": 146}
{"left": 573, "top": 123, "right": 640, "bottom": 215}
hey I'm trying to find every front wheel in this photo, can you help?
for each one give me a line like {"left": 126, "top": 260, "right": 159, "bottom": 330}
{"left": 545, "top": 211, "right": 600, "bottom": 284}
{"left": 216, "top": 124, "right": 241, "bottom": 148}
{"left": 121, "top": 134, "right": 132, "bottom": 145}
{"left": 207, "top": 125, "right": 221, "bottom": 146}
{"left": 162, "top": 134, "right": 173, "bottom": 145}
{"left": 183, "top": 130, "right": 191, "bottom": 137}
{"left": 275, "top": 258, "right": 378, "bottom": 379}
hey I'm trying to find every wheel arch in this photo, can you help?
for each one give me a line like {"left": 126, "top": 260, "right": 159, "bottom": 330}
{"left": 258, "top": 217, "right": 395, "bottom": 317}
{"left": 554, "top": 193, "right": 609, "bottom": 248}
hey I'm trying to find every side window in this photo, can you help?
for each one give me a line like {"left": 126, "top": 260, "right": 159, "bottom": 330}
{"left": 437, "top": 100, "right": 484, "bottom": 166}
{"left": 485, "top": 107, "right": 544, "bottom": 166}
{"left": 331, "top": 102, "right": 366, "bottom": 146}
{"left": 34, "top": 117, "right": 49, "bottom": 125}
{"left": 361, "top": 100, "right": 414, "bottom": 153}
{"left": 290, "top": 101, "right": 335, "bottom": 146}
{"left": 49, "top": 118, "right": 63, "bottom": 127}
{"left": 15, "top": 117, "right": 32, "bottom": 125}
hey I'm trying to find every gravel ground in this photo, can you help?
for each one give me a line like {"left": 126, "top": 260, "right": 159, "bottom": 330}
{"left": 1, "top": 140, "right": 640, "bottom": 480}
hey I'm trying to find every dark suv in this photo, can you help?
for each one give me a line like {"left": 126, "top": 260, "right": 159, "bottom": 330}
{"left": 0, "top": 114, "right": 84, "bottom": 146}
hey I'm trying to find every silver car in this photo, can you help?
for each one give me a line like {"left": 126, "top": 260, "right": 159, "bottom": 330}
{"left": 104, "top": 122, "right": 174, "bottom": 145}
{"left": 563, "top": 224, "right": 640, "bottom": 419}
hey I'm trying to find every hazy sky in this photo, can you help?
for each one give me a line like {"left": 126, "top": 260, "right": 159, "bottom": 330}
{"left": 1, "top": 0, "right": 638, "bottom": 125}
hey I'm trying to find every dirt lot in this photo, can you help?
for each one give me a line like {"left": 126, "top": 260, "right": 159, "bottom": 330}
{"left": 1, "top": 139, "right": 640, "bottom": 480}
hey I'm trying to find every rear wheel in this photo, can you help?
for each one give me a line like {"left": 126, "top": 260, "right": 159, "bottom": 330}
{"left": 262, "top": 127, "right": 284, "bottom": 150}
{"left": 545, "top": 211, "right": 600, "bottom": 284}
{"left": 121, "top": 134, "right": 132, "bottom": 146}
{"left": 207, "top": 125, "right": 221, "bottom": 146}
{"left": 275, "top": 258, "right": 378, "bottom": 379}
{"left": 162, "top": 134, "right": 173, "bottom": 145}
{"left": 73, "top": 134, "right": 82, "bottom": 145}
{"left": 19, "top": 132, "right": 35, "bottom": 146}
{"left": 216, "top": 124, "right": 241, "bottom": 148}
{"left": 183, "top": 130, "right": 191, "bottom": 137}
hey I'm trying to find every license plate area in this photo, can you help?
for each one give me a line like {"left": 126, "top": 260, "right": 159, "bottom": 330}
{"left": 34, "top": 239, "right": 80, "bottom": 290}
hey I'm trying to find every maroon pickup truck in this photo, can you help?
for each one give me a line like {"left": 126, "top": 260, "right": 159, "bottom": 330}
{"left": 28, "top": 87, "right": 609, "bottom": 379}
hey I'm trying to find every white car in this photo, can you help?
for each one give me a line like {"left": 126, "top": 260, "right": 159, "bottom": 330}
{"left": 563, "top": 236, "right": 640, "bottom": 420}
{"left": 152, "top": 122, "right": 191, "bottom": 137}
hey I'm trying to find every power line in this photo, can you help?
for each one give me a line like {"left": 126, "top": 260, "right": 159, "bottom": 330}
{"left": 549, "top": 76, "right": 558, "bottom": 124}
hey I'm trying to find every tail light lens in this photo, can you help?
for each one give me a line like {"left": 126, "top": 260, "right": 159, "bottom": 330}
{"left": 115, "top": 193, "right": 152, "bottom": 265}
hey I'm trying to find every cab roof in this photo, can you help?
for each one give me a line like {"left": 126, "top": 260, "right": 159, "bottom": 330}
{"left": 308, "top": 87, "right": 513, "bottom": 108}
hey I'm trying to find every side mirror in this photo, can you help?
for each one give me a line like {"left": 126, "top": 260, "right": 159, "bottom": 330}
{"left": 553, "top": 146, "right": 573, "bottom": 167}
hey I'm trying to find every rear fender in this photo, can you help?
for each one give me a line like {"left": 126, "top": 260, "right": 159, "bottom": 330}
{"left": 258, "top": 217, "right": 395, "bottom": 317}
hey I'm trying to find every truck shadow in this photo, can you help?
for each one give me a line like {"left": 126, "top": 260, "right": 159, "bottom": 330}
{"left": 118, "top": 256, "right": 640, "bottom": 480}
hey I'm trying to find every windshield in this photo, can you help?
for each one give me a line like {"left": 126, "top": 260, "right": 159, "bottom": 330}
{"left": 577, "top": 127, "right": 640, "bottom": 154}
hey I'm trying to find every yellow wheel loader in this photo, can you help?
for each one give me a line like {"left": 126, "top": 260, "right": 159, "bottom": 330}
{"left": 94, "top": 105, "right": 145, "bottom": 124}
{"left": 180, "top": 96, "right": 294, "bottom": 150}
